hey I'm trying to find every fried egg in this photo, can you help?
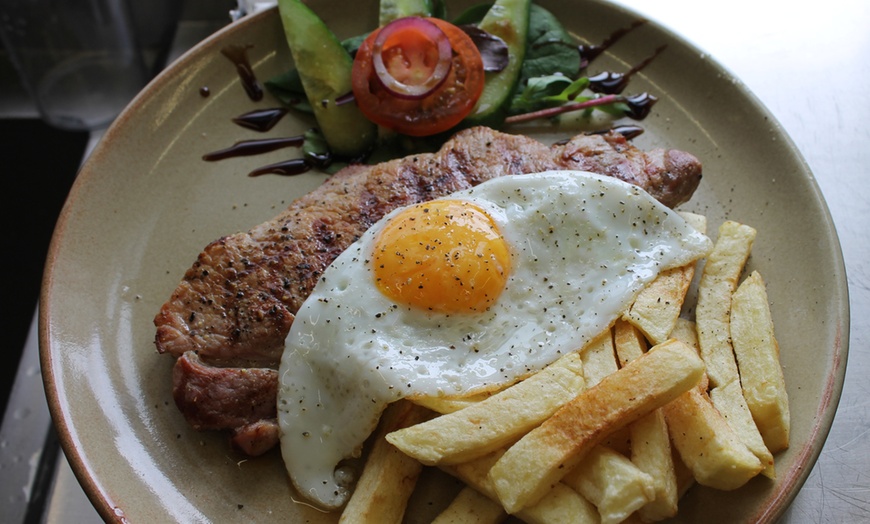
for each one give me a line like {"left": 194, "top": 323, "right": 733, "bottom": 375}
{"left": 277, "top": 170, "right": 712, "bottom": 508}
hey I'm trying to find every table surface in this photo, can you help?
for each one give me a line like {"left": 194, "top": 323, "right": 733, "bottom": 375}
{"left": 7, "top": 0, "right": 870, "bottom": 522}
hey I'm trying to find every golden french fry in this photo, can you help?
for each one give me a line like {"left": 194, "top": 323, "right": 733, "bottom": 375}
{"left": 695, "top": 220, "right": 757, "bottom": 387}
{"left": 580, "top": 328, "right": 618, "bottom": 387}
{"left": 339, "top": 400, "right": 431, "bottom": 524}
{"left": 678, "top": 211, "right": 708, "bottom": 235}
{"left": 709, "top": 381, "right": 775, "bottom": 479}
{"left": 442, "top": 451, "right": 600, "bottom": 524}
{"left": 630, "top": 410, "right": 678, "bottom": 521}
{"left": 387, "top": 352, "right": 586, "bottom": 465}
{"left": 613, "top": 320, "right": 679, "bottom": 521}
{"left": 623, "top": 212, "right": 706, "bottom": 345}
{"left": 411, "top": 391, "right": 497, "bottom": 415}
{"left": 669, "top": 317, "right": 699, "bottom": 351}
{"left": 671, "top": 444, "right": 696, "bottom": 500}
{"left": 430, "top": 486, "right": 507, "bottom": 524}
{"left": 693, "top": 223, "right": 777, "bottom": 483}
{"left": 489, "top": 340, "right": 705, "bottom": 513}
{"left": 668, "top": 318, "right": 711, "bottom": 393}
{"left": 662, "top": 387, "right": 763, "bottom": 490}
{"left": 561, "top": 445, "right": 655, "bottom": 524}
{"left": 623, "top": 266, "right": 694, "bottom": 346}
{"left": 730, "top": 271, "right": 790, "bottom": 453}
{"left": 613, "top": 318, "right": 647, "bottom": 366}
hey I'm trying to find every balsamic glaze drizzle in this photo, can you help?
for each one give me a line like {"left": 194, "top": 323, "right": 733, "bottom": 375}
{"left": 233, "top": 108, "right": 290, "bottom": 132}
{"left": 248, "top": 151, "right": 334, "bottom": 177}
{"left": 220, "top": 44, "right": 264, "bottom": 101}
{"left": 578, "top": 19, "right": 647, "bottom": 68}
{"left": 588, "top": 45, "right": 667, "bottom": 95}
{"left": 202, "top": 136, "right": 305, "bottom": 161}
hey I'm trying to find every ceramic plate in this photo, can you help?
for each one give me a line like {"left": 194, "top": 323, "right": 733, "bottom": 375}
{"left": 40, "top": 1, "right": 849, "bottom": 522}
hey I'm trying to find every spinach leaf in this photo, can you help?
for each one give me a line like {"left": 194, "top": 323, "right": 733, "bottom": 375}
{"left": 265, "top": 69, "right": 312, "bottom": 112}
{"left": 510, "top": 74, "right": 571, "bottom": 112}
{"left": 510, "top": 75, "right": 592, "bottom": 113}
{"left": 519, "top": 4, "right": 580, "bottom": 85}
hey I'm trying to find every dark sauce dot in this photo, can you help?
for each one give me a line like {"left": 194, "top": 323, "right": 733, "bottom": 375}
{"left": 624, "top": 92, "right": 658, "bottom": 120}
{"left": 199, "top": 86, "right": 210, "bottom": 97}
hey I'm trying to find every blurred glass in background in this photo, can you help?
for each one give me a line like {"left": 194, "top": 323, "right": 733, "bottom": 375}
{"left": 0, "top": 0, "right": 180, "bottom": 130}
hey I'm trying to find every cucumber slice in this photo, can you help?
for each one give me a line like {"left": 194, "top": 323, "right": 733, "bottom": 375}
{"left": 465, "top": 0, "right": 531, "bottom": 126}
{"left": 278, "top": 0, "right": 376, "bottom": 157}
{"left": 379, "top": 0, "right": 433, "bottom": 25}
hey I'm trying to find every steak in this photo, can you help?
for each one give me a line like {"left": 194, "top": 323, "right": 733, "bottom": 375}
{"left": 154, "top": 126, "right": 703, "bottom": 454}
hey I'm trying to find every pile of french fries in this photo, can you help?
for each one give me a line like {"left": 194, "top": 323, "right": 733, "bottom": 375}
{"left": 337, "top": 214, "right": 790, "bottom": 524}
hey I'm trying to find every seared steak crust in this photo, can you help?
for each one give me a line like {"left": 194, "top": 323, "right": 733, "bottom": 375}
{"left": 155, "top": 126, "right": 702, "bottom": 452}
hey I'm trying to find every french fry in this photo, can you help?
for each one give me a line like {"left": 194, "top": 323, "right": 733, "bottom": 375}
{"left": 669, "top": 317, "right": 699, "bottom": 351}
{"left": 709, "top": 381, "right": 775, "bottom": 479}
{"left": 411, "top": 391, "right": 497, "bottom": 415}
{"left": 489, "top": 340, "right": 705, "bottom": 513}
{"left": 669, "top": 319, "right": 711, "bottom": 393}
{"left": 613, "top": 319, "right": 647, "bottom": 366}
{"left": 730, "top": 271, "right": 790, "bottom": 453}
{"left": 580, "top": 328, "right": 618, "bottom": 387}
{"left": 630, "top": 410, "right": 678, "bottom": 521}
{"left": 692, "top": 221, "right": 778, "bottom": 481}
{"left": 561, "top": 445, "right": 655, "bottom": 524}
{"left": 339, "top": 400, "right": 431, "bottom": 524}
{"left": 623, "top": 267, "right": 694, "bottom": 346}
{"left": 442, "top": 451, "right": 600, "bottom": 524}
{"left": 614, "top": 319, "right": 678, "bottom": 521}
{"left": 662, "top": 387, "right": 763, "bottom": 490}
{"left": 695, "top": 220, "right": 757, "bottom": 388}
{"left": 671, "top": 443, "right": 696, "bottom": 500}
{"left": 430, "top": 486, "right": 507, "bottom": 524}
{"left": 623, "top": 212, "right": 706, "bottom": 345}
{"left": 678, "top": 211, "right": 708, "bottom": 235}
{"left": 386, "top": 352, "right": 586, "bottom": 465}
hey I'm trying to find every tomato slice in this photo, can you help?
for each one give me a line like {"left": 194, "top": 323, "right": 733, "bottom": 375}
{"left": 371, "top": 17, "right": 453, "bottom": 99}
{"left": 352, "top": 17, "right": 485, "bottom": 137}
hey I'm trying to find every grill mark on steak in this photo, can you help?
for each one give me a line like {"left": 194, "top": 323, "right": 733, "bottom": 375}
{"left": 155, "top": 126, "right": 702, "bottom": 453}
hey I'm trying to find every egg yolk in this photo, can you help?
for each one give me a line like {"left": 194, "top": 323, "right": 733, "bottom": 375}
{"left": 372, "top": 200, "right": 511, "bottom": 314}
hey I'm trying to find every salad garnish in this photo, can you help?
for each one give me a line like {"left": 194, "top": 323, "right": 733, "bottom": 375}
{"left": 205, "top": 1, "right": 662, "bottom": 176}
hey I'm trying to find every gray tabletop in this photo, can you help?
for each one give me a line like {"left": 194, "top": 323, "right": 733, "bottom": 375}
{"left": 8, "top": 0, "right": 869, "bottom": 521}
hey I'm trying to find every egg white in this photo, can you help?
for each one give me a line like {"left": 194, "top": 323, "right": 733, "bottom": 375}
{"left": 277, "top": 170, "right": 712, "bottom": 508}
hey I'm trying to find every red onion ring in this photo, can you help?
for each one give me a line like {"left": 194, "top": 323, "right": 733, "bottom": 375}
{"left": 371, "top": 17, "right": 453, "bottom": 100}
